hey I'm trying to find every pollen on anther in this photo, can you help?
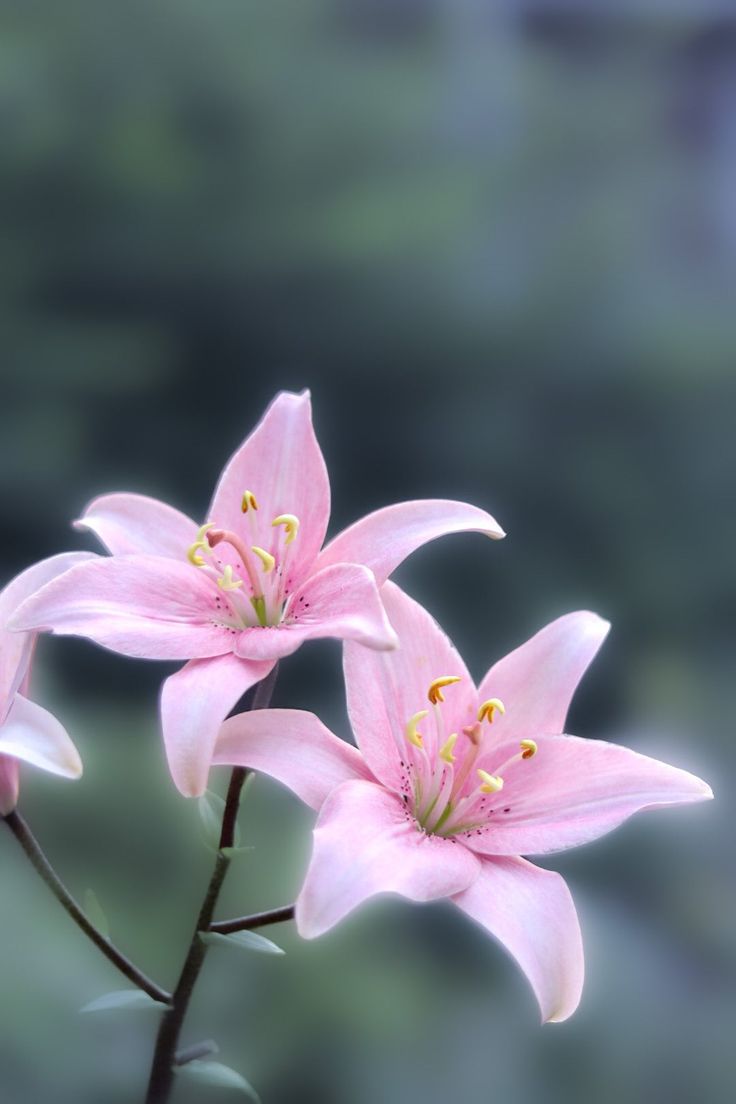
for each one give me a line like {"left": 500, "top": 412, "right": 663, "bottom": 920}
{"left": 477, "top": 769, "right": 504, "bottom": 794}
{"left": 405, "top": 710, "right": 428, "bottom": 749}
{"left": 477, "top": 697, "right": 506, "bottom": 724}
{"left": 251, "top": 546, "right": 275, "bottom": 573}
{"left": 428, "top": 675, "right": 462, "bottom": 705}
{"left": 520, "top": 739, "right": 537, "bottom": 760}
{"left": 272, "top": 513, "right": 300, "bottom": 544}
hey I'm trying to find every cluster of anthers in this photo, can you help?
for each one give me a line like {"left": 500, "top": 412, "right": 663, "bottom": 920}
{"left": 186, "top": 491, "right": 300, "bottom": 628}
{"left": 398, "top": 677, "right": 537, "bottom": 838}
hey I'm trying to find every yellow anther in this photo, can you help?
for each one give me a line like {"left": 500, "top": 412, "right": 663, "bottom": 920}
{"left": 477, "top": 769, "right": 504, "bottom": 794}
{"left": 520, "top": 739, "right": 537, "bottom": 760}
{"left": 439, "top": 733, "right": 458, "bottom": 763}
{"left": 272, "top": 513, "right": 300, "bottom": 544}
{"left": 477, "top": 697, "right": 506, "bottom": 724}
{"left": 187, "top": 543, "right": 207, "bottom": 567}
{"left": 405, "top": 710, "right": 428, "bottom": 749}
{"left": 217, "top": 565, "right": 244, "bottom": 591}
{"left": 428, "top": 676, "right": 462, "bottom": 705}
{"left": 186, "top": 523, "right": 215, "bottom": 567}
{"left": 241, "top": 491, "right": 259, "bottom": 513}
{"left": 251, "top": 546, "right": 275, "bottom": 574}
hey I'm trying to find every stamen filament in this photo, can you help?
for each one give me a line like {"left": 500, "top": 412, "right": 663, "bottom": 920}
{"left": 207, "top": 528, "right": 264, "bottom": 600}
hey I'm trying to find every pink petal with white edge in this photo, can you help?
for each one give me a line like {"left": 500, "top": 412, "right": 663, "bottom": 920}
{"left": 0, "top": 552, "right": 97, "bottom": 720}
{"left": 0, "top": 755, "right": 20, "bottom": 816}
{"left": 316, "top": 499, "right": 505, "bottom": 585}
{"left": 343, "top": 581, "right": 476, "bottom": 790}
{"left": 296, "top": 779, "right": 481, "bottom": 939}
{"left": 233, "top": 563, "right": 399, "bottom": 661}
{"left": 208, "top": 390, "right": 330, "bottom": 585}
{"left": 161, "top": 654, "right": 274, "bottom": 797}
{"left": 453, "top": 856, "right": 584, "bottom": 1023}
{"left": 74, "top": 492, "right": 198, "bottom": 559}
{"left": 9, "top": 555, "right": 237, "bottom": 661}
{"left": 0, "top": 694, "right": 82, "bottom": 781}
{"left": 213, "top": 709, "right": 372, "bottom": 811}
{"left": 476, "top": 611, "right": 611, "bottom": 746}
{"left": 464, "top": 734, "right": 713, "bottom": 857}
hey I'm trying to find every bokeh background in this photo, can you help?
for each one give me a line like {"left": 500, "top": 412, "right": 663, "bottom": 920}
{"left": 1, "top": 1, "right": 734, "bottom": 1101}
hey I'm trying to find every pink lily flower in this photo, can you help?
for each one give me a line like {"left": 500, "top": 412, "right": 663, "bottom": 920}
{"left": 0, "top": 555, "right": 92, "bottom": 814}
{"left": 10, "top": 391, "right": 504, "bottom": 798}
{"left": 210, "top": 583, "right": 712, "bottom": 1022}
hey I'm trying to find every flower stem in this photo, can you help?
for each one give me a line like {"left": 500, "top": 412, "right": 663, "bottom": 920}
{"left": 209, "top": 904, "right": 295, "bottom": 935}
{"left": 2, "top": 808, "right": 171, "bottom": 1005}
{"left": 143, "top": 664, "right": 278, "bottom": 1104}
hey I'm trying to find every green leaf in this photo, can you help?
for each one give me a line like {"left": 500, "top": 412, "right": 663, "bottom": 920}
{"left": 84, "top": 889, "right": 110, "bottom": 938}
{"left": 80, "top": 989, "right": 165, "bottom": 1014}
{"left": 200, "top": 930, "right": 285, "bottom": 956}
{"left": 175, "top": 1060, "right": 260, "bottom": 1099}
{"left": 198, "top": 791, "right": 242, "bottom": 852}
{"left": 220, "top": 845, "right": 253, "bottom": 860}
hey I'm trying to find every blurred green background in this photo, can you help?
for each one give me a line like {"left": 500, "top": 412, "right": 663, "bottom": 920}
{"left": 1, "top": 1, "right": 734, "bottom": 1101}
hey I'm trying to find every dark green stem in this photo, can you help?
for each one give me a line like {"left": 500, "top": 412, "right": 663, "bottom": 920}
{"left": 209, "top": 904, "right": 295, "bottom": 935}
{"left": 2, "top": 809, "right": 171, "bottom": 1005}
{"left": 143, "top": 663, "right": 278, "bottom": 1104}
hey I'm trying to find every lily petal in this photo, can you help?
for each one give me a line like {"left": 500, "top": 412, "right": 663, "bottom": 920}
{"left": 9, "top": 555, "right": 237, "bottom": 661}
{"left": 343, "top": 581, "right": 475, "bottom": 790}
{"left": 0, "top": 694, "right": 82, "bottom": 782}
{"left": 464, "top": 734, "right": 713, "bottom": 856}
{"left": 0, "top": 755, "right": 19, "bottom": 816}
{"left": 233, "top": 563, "right": 399, "bottom": 661}
{"left": 453, "top": 856, "right": 584, "bottom": 1023}
{"left": 316, "top": 499, "right": 504, "bottom": 585}
{"left": 160, "top": 654, "right": 274, "bottom": 797}
{"left": 476, "top": 611, "right": 611, "bottom": 744}
{"left": 213, "top": 709, "right": 372, "bottom": 811}
{"left": 0, "top": 552, "right": 97, "bottom": 720}
{"left": 74, "top": 492, "right": 198, "bottom": 558}
{"left": 296, "top": 779, "right": 481, "bottom": 938}
{"left": 208, "top": 390, "right": 330, "bottom": 584}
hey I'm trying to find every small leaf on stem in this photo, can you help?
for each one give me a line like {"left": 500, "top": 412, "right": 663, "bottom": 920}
{"left": 220, "top": 845, "right": 253, "bottom": 860}
{"left": 81, "top": 989, "right": 166, "bottom": 1014}
{"left": 175, "top": 1060, "right": 261, "bottom": 1098}
{"left": 200, "top": 930, "right": 285, "bottom": 956}
{"left": 199, "top": 790, "right": 242, "bottom": 851}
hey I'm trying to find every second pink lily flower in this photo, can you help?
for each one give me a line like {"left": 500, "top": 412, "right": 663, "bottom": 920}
{"left": 210, "top": 583, "right": 712, "bottom": 1022}
{"left": 11, "top": 391, "right": 503, "bottom": 797}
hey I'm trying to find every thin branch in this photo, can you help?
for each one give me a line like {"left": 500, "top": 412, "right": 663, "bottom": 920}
{"left": 3, "top": 809, "right": 171, "bottom": 1006}
{"left": 144, "top": 662, "right": 279, "bottom": 1104}
{"left": 209, "top": 904, "right": 295, "bottom": 935}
